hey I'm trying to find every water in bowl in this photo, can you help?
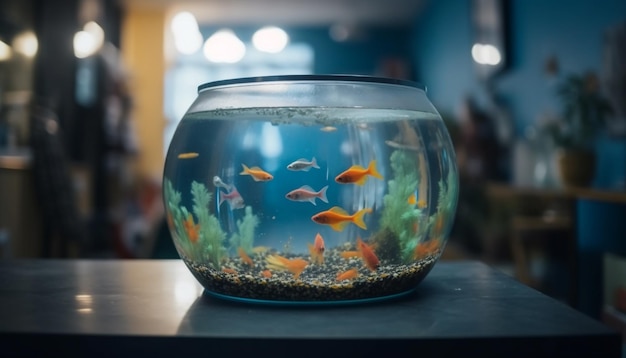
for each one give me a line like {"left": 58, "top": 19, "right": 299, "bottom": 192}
{"left": 163, "top": 107, "right": 458, "bottom": 304}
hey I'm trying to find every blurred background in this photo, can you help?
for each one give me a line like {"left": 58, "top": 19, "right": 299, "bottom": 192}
{"left": 0, "top": 0, "right": 625, "bottom": 323}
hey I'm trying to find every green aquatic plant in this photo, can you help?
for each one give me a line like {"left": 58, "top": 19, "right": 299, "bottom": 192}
{"left": 229, "top": 205, "right": 260, "bottom": 254}
{"left": 163, "top": 178, "right": 192, "bottom": 256}
{"left": 191, "top": 180, "right": 227, "bottom": 268}
{"left": 379, "top": 150, "right": 424, "bottom": 263}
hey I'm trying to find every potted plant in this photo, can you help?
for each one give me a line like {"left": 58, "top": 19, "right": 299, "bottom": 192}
{"left": 544, "top": 71, "right": 613, "bottom": 187}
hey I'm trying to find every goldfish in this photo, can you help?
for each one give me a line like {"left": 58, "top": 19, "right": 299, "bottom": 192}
{"left": 335, "top": 160, "right": 383, "bottom": 186}
{"left": 414, "top": 239, "right": 440, "bottom": 260}
{"left": 307, "top": 233, "right": 325, "bottom": 265}
{"left": 178, "top": 152, "right": 199, "bottom": 159}
{"left": 336, "top": 268, "right": 359, "bottom": 281}
{"left": 357, "top": 237, "right": 380, "bottom": 271}
{"left": 261, "top": 270, "right": 272, "bottom": 278}
{"left": 265, "top": 255, "right": 308, "bottom": 279}
{"left": 222, "top": 268, "right": 237, "bottom": 274}
{"left": 240, "top": 164, "right": 273, "bottom": 182}
{"left": 219, "top": 186, "right": 245, "bottom": 209}
{"left": 183, "top": 213, "right": 200, "bottom": 243}
{"left": 287, "top": 157, "right": 320, "bottom": 171}
{"left": 212, "top": 175, "right": 232, "bottom": 191}
{"left": 285, "top": 185, "right": 329, "bottom": 206}
{"left": 408, "top": 194, "right": 427, "bottom": 209}
{"left": 238, "top": 247, "right": 254, "bottom": 267}
{"left": 311, "top": 206, "right": 372, "bottom": 231}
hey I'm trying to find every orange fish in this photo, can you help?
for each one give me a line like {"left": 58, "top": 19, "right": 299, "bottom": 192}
{"left": 335, "top": 160, "right": 383, "bottom": 186}
{"left": 183, "top": 213, "right": 200, "bottom": 243}
{"left": 240, "top": 164, "right": 273, "bottom": 182}
{"left": 414, "top": 239, "right": 440, "bottom": 260}
{"left": 408, "top": 194, "right": 427, "bottom": 209}
{"left": 340, "top": 251, "right": 361, "bottom": 259}
{"left": 222, "top": 268, "right": 237, "bottom": 274}
{"left": 357, "top": 237, "right": 380, "bottom": 271}
{"left": 261, "top": 270, "right": 272, "bottom": 278}
{"left": 307, "top": 233, "right": 325, "bottom": 265}
{"left": 238, "top": 247, "right": 254, "bottom": 267}
{"left": 178, "top": 152, "right": 199, "bottom": 159}
{"left": 265, "top": 255, "right": 308, "bottom": 279}
{"left": 311, "top": 206, "right": 372, "bottom": 231}
{"left": 336, "top": 268, "right": 359, "bottom": 281}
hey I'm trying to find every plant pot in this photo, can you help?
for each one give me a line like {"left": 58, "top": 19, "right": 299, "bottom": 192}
{"left": 556, "top": 148, "right": 596, "bottom": 187}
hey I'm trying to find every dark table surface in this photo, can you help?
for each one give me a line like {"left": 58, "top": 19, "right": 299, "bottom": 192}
{"left": 0, "top": 259, "right": 620, "bottom": 357}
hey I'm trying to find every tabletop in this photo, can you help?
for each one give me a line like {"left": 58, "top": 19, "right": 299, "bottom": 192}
{"left": 0, "top": 259, "right": 620, "bottom": 357}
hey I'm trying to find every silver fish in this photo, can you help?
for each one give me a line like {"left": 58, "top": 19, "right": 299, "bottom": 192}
{"left": 287, "top": 157, "right": 320, "bottom": 171}
{"left": 285, "top": 185, "right": 329, "bottom": 206}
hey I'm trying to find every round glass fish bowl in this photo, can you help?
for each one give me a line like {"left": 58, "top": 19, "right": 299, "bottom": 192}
{"left": 162, "top": 75, "right": 459, "bottom": 305}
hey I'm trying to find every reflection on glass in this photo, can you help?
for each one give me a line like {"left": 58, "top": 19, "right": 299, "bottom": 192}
{"left": 75, "top": 294, "right": 93, "bottom": 314}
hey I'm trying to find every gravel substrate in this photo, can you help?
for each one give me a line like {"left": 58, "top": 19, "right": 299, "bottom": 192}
{"left": 182, "top": 247, "right": 438, "bottom": 302}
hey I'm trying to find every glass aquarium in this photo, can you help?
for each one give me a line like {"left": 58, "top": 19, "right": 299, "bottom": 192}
{"left": 162, "top": 75, "right": 458, "bottom": 305}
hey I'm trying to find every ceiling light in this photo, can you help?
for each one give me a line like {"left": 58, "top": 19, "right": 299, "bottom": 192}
{"left": 471, "top": 43, "right": 501, "bottom": 66}
{"left": 252, "top": 26, "right": 289, "bottom": 54}
{"left": 74, "top": 31, "right": 97, "bottom": 58}
{"left": 12, "top": 31, "right": 38, "bottom": 58}
{"left": 0, "top": 40, "right": 11, "bottom": 61}
{"left": 171, "top": 11, "right": 199, "bottom": 35}
{"left": 203, "top": 29, "right": 246, "bottom": 63}
{"left": 170, "top": 12, "right": 202, "bottom": 55}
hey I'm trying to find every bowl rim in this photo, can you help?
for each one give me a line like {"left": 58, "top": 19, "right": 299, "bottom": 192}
{"left": 197, "top": 74, "right": 426, "bottom": 93}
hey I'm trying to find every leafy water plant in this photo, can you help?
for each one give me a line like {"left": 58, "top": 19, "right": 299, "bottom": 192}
{"left": 229, "top": 205, "right": 260, "bottom": 254}
{"left": 164, "top": 178, "right": 192, "bottom": 256}
{"left": 379, "top": 150, "right": 425, "bottom": 263}
{"left": 191, "top": 180, "right": 227, "bottom": 268}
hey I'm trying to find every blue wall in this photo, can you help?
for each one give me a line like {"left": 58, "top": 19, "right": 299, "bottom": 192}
{"left": 412, "top": 0, "right": 626, "bottom": 318}
{"left": 288, "top": 26, "right": 412, "bottom": 75}
{"left": 413, "top": 0, "right": 626, "bottom": 133}
{"left": 412, "top": 0, "right": 626, "bottom": 188}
